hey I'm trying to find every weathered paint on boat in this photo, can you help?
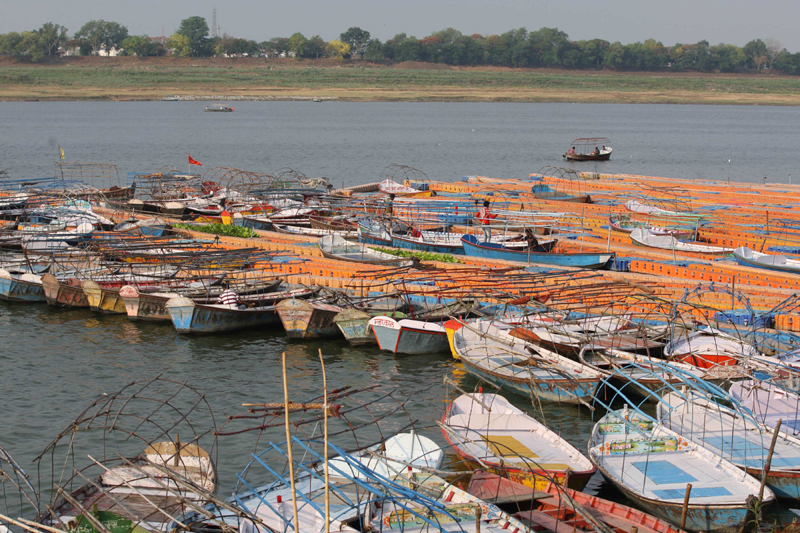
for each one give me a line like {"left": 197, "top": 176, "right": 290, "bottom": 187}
{"left": 369, "top": 316, "right": 450, "bottom": 354}
{"left": 166, "top": 297, "right": 280, "bottom": 334}
{"left": 42, "top": 273, "right": 89, "bottom": 308}
{"left": 592, "top": 459, "right": 759, "bottom": 533}
{"left": 333, "top": 308, "right": 407, "bottom": 344}
{"left": 81, "top": 281, "right": 126, "bottom": 314}
{"left": 275, "top": 298, "right": 342, "bottom": 339}
{"left": 391, "top": 234, "right": 464, "bottom": 255}
{"left": 443, "top": 319, "right": 465, "bottom": 359}
{"left": 459, "top": 356, "right": 599, "bottom": 405}
{"left": 119, "top": 285, "right": 179, "bottom": 322}
{"left": 0, "top": 269, "right": 46, "bottom": 302}
{"left": 461, "top": 234, "right": 614, "bottom": 269}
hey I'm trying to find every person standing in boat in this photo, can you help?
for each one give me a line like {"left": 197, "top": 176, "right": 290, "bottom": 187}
{"left": 477, "top": 200, "right": 498, "bottom": 242}
{"left": 384, "top": 194, "right": 395, "bottom": 218}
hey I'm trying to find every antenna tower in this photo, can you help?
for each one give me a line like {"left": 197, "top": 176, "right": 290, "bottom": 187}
{"left": 212, "top": 7, "right": 218, "bottom": 37}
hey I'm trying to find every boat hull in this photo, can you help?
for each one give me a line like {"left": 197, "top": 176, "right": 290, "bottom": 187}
{"left": 275, "top": 299, "right": 341, "bottom": 339}
{"left": 459, "top": 356, "right": 599, "bottom": 405}
{"left": 0, "top": 274, "right": 45, "bottom": 302}
{"left": 42, "top": 274, "right": 89, "bottom": 308}
{"left": 391, "top": 235, "right": 464, "bottom": 255}
{"left": 82, "top": 281, "right": 127, "bottom": 314}
{"left": 119, "top": 286, "right": 176, "bottom": 322}
{"left": 167, "top": 298, "right": 280, "bottom": 334}
{"left": 593, "top": 462, "right": 757, "bottom": 533}
{"left": 370, "top": 318, "right": 449, "bottom": 355}
{"left": 461, "top": 235, "right": 613, "bottom": 269}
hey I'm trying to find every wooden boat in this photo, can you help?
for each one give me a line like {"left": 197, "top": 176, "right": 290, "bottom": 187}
{"left": 319, "top": 234, "right": 414, "bottom": 267}
{"left": 442, "top": 393, "right": 595, "bottom": 490}
{"left": 531, "top": 190, "right": 592, "bottom": 203}
{"left": 733, "top": 246, "right": 800, "bottom": 275}
{"left": 659, "top": 389, "right": 800, "bottom": 500}
{"left": 42, "top": 273, "right": 90, "bottom": 308}
{"left": 454, "top": 321, "right": 602, "bottom": 405}
{"left": 589, "top": 406, "right": 772, "bottom": 533}
{"left": 372, "top": 471, "right": 533, "bottom": 533}
{"left": 609, "top": 214, "right": 696, "bottom": 239}
{"left": 392, "top": 231, "right": 466, "bottom": 255}
{"left": 0, "top": 268, "right": 45, "bottom": 302}
{"left": 468, "top": 472, "right": 686, "bottom": 533}
{"left": 82, "top": 280, "right": 127, "bottom": 314}
{"left": 119, "top": 286, "right": 181, "bottom": 322}
{"left": 461, "top": 235, "right": 613, "bottom": 269}
{"left": 327, "top": 431, "right": 444, "bottom": 479}
{"left": 563, "top": 137, "right": 612, "bottom": 161}
{"left": 357, "top": 221, "right": 392, "bottom": 246}
{"left": 275, "top": 298, "right": 342, "bottom": 339}
{"left": 730, "top": 380, "right": 800, "bottom": 436}
{"left": 378, "top": 178, "right": 434, "bottom": 197}
{"left": 36, "top": 441, "right": 217, "bottom": 533}
{"left": 204, "top": 103, "right": 233, "bottom": 112}
{"left": 630, "top": 229, "right": 733, "bottom": 255}
{"left": 166, "top": 297, "right": 279, "bottom": 334}
{"left": 663, "top": 327, "right": 759, "bottom": 369}
{"left": 625, "top": 200, "right": 692, "bottom": 217}
{"left": 274, "top": 223, "right": 357, "bottom": 239}
{"left": 309, "top": 215, "right": 357, "bottom": 231}
{"left": 369, "top": 316, "right": 450, "bottom": 354}
{"left": 333, "top": 308, "right": 407, "bottom": 345}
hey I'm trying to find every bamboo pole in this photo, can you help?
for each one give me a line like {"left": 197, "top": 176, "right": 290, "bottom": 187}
{"left": 679, "top": 483, "right": 692, "bottom": 530}
{"left": 759, "top": 418, "right": 782, "bottom": 503}
{"left": 282, "top": 352, "right": 300, "bottom": 532}
{"left": 319, "top": 349, "right": 330, "bottom": 533}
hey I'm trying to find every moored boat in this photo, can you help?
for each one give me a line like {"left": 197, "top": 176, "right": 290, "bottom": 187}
{"left": 733, "top": 246, "right": 800, "bottom": 275}
{"left": 166, "top": 297, "right": 279, "bottom": 334}
{"left": 589, "top": 406, "right": 772, "bottom": 533}
{"left": 275, "top": 298, "right": 342, "bottom": 339}
{"left": 461, "top": 234, "right": 613, "bottom": 269}
{"left": 319, "top": 235, "right": 414, "bottom": 267}
{"left": 42, "top": 273, "right": 90, "bottom": 308}
{"left": 82, "top": 280, "right": 127, "bottom": 314}
{"left": 369, "top": 315, "right": 450, "bottom": 354}
{"left": 442, "top": 392, "right": 595, "bottom": 490}
{"left": 0, "top": 268, "right": 45, "bottom": 302}
{"left": 333, "top": 308, "right": 407, "bottom": 345}
{"left": 630, "top": 228, "right": 733, "bottom": 255}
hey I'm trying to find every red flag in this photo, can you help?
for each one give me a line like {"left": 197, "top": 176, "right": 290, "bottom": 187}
{"left": 188, "top": 153, "right": 202, "bottom": 166}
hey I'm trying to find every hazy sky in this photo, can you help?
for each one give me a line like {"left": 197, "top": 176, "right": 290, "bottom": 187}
{"left": 4, "top": 0, "right": 800, "bottom": 51}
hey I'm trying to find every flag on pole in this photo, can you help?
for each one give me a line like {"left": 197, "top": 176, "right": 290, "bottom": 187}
{"left": 188, "top": 154, "right": 202, "bottom": 166}
{"left": 58, "top": 145, "right": 65, "bottom": 160}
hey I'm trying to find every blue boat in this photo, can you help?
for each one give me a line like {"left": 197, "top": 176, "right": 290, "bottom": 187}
{"left": 0, "top": 270, "right": 46, "bottom": 302}
{"left": 391, "top": 233, "right": 465, "bottom": 255}
{"left": 460, "top": 234, "right": 614, "bottom": 269}
{"left": 166, "top": 296, "right": 280, "bottom": 334}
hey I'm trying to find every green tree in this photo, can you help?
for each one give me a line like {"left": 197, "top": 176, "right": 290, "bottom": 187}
{"left": 710, "top": 43, "right": 746, "bottom": 72}
{"left": 38, "top": 22, "right": 67, "bottom": 56}
{"left": 0, "top": 32, "right": 23, "bottom": 55}
{"left": 363, "top": 38, "right": 384, "bottom": 61}
{"left": 339, "top": 27, "right": 370, "bottom": 58}
{"left": 18, "top": 31, "right": 46, "bottom": 61}
{"left": 176, "top": 16, "right": 210, "bottom": 56}
{"left": 529, "top": 27, "right": 570, "bottom": 66}
{"left": 306, "top": 35, "right": 327, "bottom": 58}
{"left": 167, "top": 33, "right": 191, "bottom": 57}
{"left": 121, "top": 35, "right": 151, "bottom": 56}
{"left": 743, "top": 39, "right": 767, "bottom": 69}
{"left": 75, "top": 20, "right": 128, "bottom": 54}
{"left": 287, "top": 32, "right": 307, "bottom": 57}
{"left": 326, "top": 39, "right": 349, "bottom": 60}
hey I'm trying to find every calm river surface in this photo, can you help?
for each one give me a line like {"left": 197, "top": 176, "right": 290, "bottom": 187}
{"left": 1, "top": 102, "right": 798, "bottom": 510}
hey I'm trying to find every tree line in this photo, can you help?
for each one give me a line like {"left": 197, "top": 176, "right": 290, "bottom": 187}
{"left": 2, "top": 17, "right": 800, "bottom": 75}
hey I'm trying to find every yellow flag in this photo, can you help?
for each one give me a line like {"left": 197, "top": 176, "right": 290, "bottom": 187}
{"left": 58, "top": 145, "right": 65, "bottom": 160}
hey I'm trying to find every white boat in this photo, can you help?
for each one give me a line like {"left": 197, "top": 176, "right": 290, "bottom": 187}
{"left": 630, "top": 228, "right": 733, "bottom": 255}
{"left": 625, "top": 200, "right": 688, "bottom": 217}
{"left": 378, "top": 178, "right": 423, "bottom": 196}
{"left": 453, "top": 321, "right": 602, "bottom": 405}
{"left": 664, "top": 327, "right": 759, "bottom": 368}
{"left": 369, "top": 316, "right": 450, "bottom": 354}
{"left": 441, "top": 392, "right": 595, "bottom": 490}
{"left": 730, "top": 379, "right": 800, "bottom": 435}
{"left": 327, "top": 431, "right": 443, "bottom": 479}
{"left": 589, "top": 406, "right": 773, "bottom": 533}
{"left": 659, "top": 388, "right": 800, "bottom": 500}
{"left": 733, "top": 246, "right": 800, "bottom": 274}
{"left": 319, "top": 235, "right": 414, "bottom": 266}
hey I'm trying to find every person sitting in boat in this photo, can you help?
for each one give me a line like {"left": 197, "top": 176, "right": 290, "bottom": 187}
{"left": 524, "top": 228, "right": 539, "bottom": 250}
{"left": 568, "top": 147, "right": 575, "bottom": 154}
{"left": 216, "top": 288, "right": 239, "bottom": 308}
{"left": 477, "top": 200, "right": 498, "bottom": 242}
{"left": 411, "top": 227, "right": 422, "bottom": 238}
{"left": 591, "top": 146, "right": 600, "bottom": 155}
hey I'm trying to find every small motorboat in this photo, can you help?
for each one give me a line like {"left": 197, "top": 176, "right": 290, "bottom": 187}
{"left": 563, "top": 137, "right": 613, "bottom": 161}
{"left": 204, "top": 103, "right": 234, "bottom": 112}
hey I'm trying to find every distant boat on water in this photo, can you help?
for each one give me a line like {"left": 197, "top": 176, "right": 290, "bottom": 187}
{"left": 204, "top": 103, "right": 234, "bottom": 112}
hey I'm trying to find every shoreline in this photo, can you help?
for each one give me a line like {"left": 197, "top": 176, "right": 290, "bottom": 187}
{"left": 2, "top": 56, "right": 800, "bottom": 105}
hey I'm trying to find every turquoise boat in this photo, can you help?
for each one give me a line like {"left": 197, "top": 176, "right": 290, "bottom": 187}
{"left": 166, "top": 297, "right": 280, "bottom": 334}
{"left": 0, "top": 269, "right": 46, "bottom": 302}
{"left": 460, "top": 234, "right": 613, "bottom": 269}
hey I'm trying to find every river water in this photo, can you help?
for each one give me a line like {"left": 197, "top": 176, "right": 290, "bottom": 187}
{"left": 0, "top": 102, "right": 798, "bottom": 516}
